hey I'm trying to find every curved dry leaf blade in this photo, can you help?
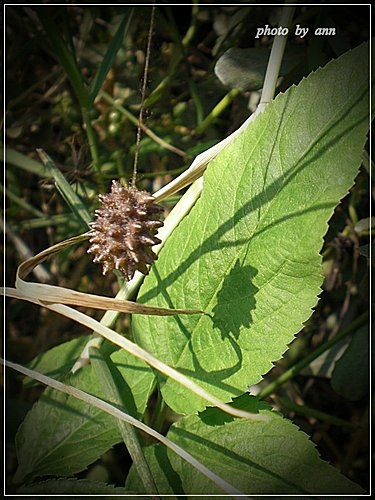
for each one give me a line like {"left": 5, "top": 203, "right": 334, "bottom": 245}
{"left": 14, "top": 233, "right": 202, "bottom": 316}
{"left": 3, "top": 292, "right": 268, "bottom": 421}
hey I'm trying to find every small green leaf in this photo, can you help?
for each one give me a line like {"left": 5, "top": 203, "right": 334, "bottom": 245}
{"left": 14, "top": 349, "right": 155, "bottom": 484}
{"left": 5, "top": 147, "right": 51, "bottom": 178}
{"left": 133, "top": 42, "right": 369, "bottom": 415}
{"left": 126, "top": 402, "right": 364, "bottom": 494}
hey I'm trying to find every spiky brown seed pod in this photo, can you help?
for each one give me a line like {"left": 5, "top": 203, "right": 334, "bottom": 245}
{"left": 88, "top": 180, "right": 164, "bottom": 281}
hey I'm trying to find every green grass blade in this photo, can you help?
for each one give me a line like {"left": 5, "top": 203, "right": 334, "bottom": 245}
{"left": 36, "top": 149, "right": 92, "bottom": 230}
{"left": 4, "top": 147, "right": 51, "bottom": 178}
{"left": 36, "top": 10, "right": 90, "bottom": 109}
{"left": 88, "top": 11, "right": 133, "bottom": 103}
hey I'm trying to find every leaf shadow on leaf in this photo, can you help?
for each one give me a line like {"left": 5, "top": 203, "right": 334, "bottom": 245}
{"left": 141, "top": 175, "right": 332, "bottom": 308}
{"left": 153, "top": 444, "right": 186, "bottom": 497}
{"left": 210, "top": 258, "right": 258, "bottom": 341}
{"left": 198, "top": 393, "right": 271, "bottom": 426}
{"left": 152, "top": 267, "right": 244, "bottom": 389}
{"left": 139, "top": 182, "right": 333, "bottom": 394}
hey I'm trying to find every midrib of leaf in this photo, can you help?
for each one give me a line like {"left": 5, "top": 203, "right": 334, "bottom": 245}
{"left": 170, "top": 88, "right": 324, "bottom": 367}
{"left": 171, "top": 73, "right": 366, "bottom": 379}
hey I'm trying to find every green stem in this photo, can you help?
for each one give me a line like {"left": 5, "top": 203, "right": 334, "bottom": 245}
{"left": 182, "top": 2, "right": 199, "bottom": 47}
{"left": 275, "top": 396, "right": 358, "bottom": 429}
{"left": 188, "top": 79, "right": 205, "bottom": 125}
{"left": 259, "top": 311, "right": 368, "bottom": 399}
{"left": 2, "top": 184, "right": 45, "bottom": 218}
{"left": 100, "top": 91, "right": 187, "bottom": 158}
{"left": 18, "top": 214, "right": 76, "bottom": 230}
{"left": 194, "top": 89, "right": 240, "bottom": 135}
{"left": 81, "top": 107, "right": 104, "bottom": 190}
{"left": 89, "top": 346, "right": 159, "bottom": 496}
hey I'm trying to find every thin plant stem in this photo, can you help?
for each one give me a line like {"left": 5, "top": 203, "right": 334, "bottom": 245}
{"left": 89, "top": 347, "right": 159, "bottom": 495}
{"left": 181, "top": 2, "right": 199, "bottom": 47}
{"left": 194, "top": 89, "right": 240, "bottom": 135}
{"left": 81, "top": 107, "right": 104, "bottom": 190}
{"left": 143, "top": 5, "right": 198, "bottom": 109}
{"left": 2, "top": 185, "right": 45, "bottom": 218}
{"left": 132, "top": 4, "right": 156, "bottom": 185}
{"left": 100, "top": 91, "right": 187, "bottom": 158}
{"left": 275, "top": 396, "right": 358, "bottom": 429}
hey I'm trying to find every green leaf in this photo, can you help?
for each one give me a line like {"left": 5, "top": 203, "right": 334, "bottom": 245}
{"left": 5, "top": 147, "right": 51, "bottom": 178}
{"left": 133, "top": 42, "right": 369, "bottom": 415}
{"left": 17, "top": 478, "right": 142, "bottom": 496}
{"left": 14, "top": 349, "right": 155, "bottom": 485}
{"left": 126, "top": 399, "right": 364, "bottom": 495}
{"left": 24, "top": 336, "right": 89, "bottom": 388}
{"left": 88, "top": 12, "right": 133, "bottom": 103}
{"left": 215, "top": 46, "right": 305, "bottom": 91}
{"left": 37, "top": 9, "right": 90, "bottom": 109}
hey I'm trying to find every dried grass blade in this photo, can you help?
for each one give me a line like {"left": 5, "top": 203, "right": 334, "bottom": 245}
{"left": 15, "top": 232, "right": 201, "bottom": 316}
